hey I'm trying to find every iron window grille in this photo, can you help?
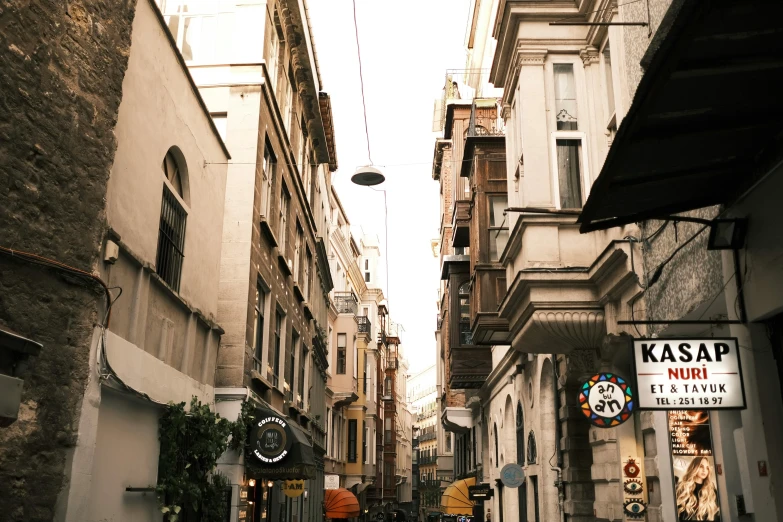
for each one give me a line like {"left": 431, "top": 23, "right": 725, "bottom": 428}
{"left": 156, "top": 185, "right": 187, "bottom": 291}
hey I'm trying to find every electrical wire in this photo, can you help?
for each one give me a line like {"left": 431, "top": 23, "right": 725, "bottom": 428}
{"left": 352, "top": 0, "right": 373, "bottom": 166}
{"left": 645, "top": 225, "right": 709, "bottom": 289}
{"left": 0, "top": 244, "right": 115, "bottom": 327}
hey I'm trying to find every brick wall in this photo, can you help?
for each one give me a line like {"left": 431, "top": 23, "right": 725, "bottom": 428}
{"left": 0, "top": 1, "right": 136, "bottom": 520}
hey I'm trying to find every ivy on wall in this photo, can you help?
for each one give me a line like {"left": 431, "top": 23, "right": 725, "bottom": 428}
{"left": 157, "top": 397, "right": 250, "bottom": 522}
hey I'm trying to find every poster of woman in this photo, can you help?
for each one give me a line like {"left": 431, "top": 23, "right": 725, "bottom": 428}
{"left": 673, "top": 456, "right": 721, "bottom": 521}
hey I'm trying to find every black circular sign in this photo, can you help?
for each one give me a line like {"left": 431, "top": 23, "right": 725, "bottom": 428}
{"left": 249, "top": 414, "right": 294, "bottom": 464}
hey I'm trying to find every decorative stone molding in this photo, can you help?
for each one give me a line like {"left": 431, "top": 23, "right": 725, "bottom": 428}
{"left": 532, "top": 310, "right": 606, "bottom": 349}
{"left": 516, "top": 49, "right": 548, "bottom": 66}
{"left": 580, "top": 46, "right": 600, "bottom": 66}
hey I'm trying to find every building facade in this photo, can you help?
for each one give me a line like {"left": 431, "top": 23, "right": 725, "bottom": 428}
{"left": 435, "top": 1, "right": 783, "bottom": 522}
{"left": 409, "top": 366, "right": 440, "bottom": 515}
{"left": 153, "top": 1, "right": 339, "bottom": 521}
{"left": 0, "top": 1, "right": 230, "bottom": 521}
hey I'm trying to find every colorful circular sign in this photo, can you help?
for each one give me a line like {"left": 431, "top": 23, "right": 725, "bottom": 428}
{"left": 249, "top": 414, "right": 293, "bottom": 464}
{"left": 579, "top": 373, "right": 634, "bottom": 428}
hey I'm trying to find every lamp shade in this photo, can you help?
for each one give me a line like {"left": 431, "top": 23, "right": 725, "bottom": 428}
{"left": 351, "top": 165, "right": 385, "bottom": 186}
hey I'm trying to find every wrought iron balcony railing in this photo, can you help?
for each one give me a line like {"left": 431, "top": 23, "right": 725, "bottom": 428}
{"left": 334, "top": 291, "right": 357, "bottom": 315}
{"left": 357, "top": 316, "right": 371, "bottom": 334}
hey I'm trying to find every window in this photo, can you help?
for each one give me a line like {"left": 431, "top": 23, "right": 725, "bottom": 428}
{"left": 445, "top": 432, "right": 452, "bottom": 453}
{"left": 299, "top": 344, "right": 308, "bottom": 404}
{"left": 494, "top": 423, "right": 499, "bottom": 467}
{"left": 270, "top": 309, "right": 282, "bottom": 386}
{"left": 160, "top": 1, "right": 218, "bottom": 63}
{"left": 269, "top": 8, "right": 285, "bottom": 99}
{"left": 304, "top": 247, "right": 312, "bottom": 299}
{"left": 287, "top": 329, "right": 298, "bottom": 401}
{"left": 551, "top": 63, "right": 590, "bottom": 209}
{"left": 363, "top": 422, "right": 368, "bottom": 464}
{"left": 385, "top": 417, "right": 392, "bottom": 444}
{"left": 458, "top": 281, "right": 472, "bottom": 345}
{"left": 261, "top": 137, "right": 276, "bottom": 217}
{"left": 363, "top": 354, "right": 367, "bottom": 394}
{"left": 552, "top": 137, "right": 587, "bottom": 209}
{"left": 294, "top": 222, "right": 303, "bottom": 281}
{"left": 348, "top": 419, "right": 358, "bottom": 462}
{"left": 336, "top": 333, "right": 347, "bottom": 374}
{"left": 384, "top": 462, "right": 393, "bottom": 489}
{"left": 156, "top": 177, "right": 187, "bottom": 292}
{"left": 253, "top": 282, "right": 266, "bottom": 372}
{"left": 364, "top": 259, "right": 371, "bottom": 282}
{"left": 488, "top": 196, "right": 509, "bottom": 261}
{"left": 384, "top": 377, "right": 392, "bottom": 397}
{"left": 553, "top": 64, "right": 578, "bottom": 130}
{"left": 278, "top": 183, "right": 290, "bottom": 253}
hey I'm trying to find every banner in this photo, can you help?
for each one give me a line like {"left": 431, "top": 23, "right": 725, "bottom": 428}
{"left": 668, "top": 411, "right": 721, "bottom": 521}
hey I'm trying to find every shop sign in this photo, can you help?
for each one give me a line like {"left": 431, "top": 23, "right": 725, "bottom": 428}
{"left": 325, "top": 474, "right": 340, "bottom": 490}
{"left": 468, "top": 484, "right": 494, "bottom": 501}
{"left": 249, "top": 414, "right": 293, "bottom": 464}
{"left": 579, "top": 373, "right": 635, "bottom": 427}
{"left": 633, "top": 338, "right": 746, "bottom": 409}
{"left": 668, "top": 411, "right": 721, "bottom": 521}
{"left": 499, "top": 463, "right": 524, "bottom": 488}
{"left": 282, "top": 479, "right": 305, "bottom": 498}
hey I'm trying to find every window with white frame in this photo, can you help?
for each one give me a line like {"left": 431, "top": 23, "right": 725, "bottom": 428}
{"left": 551, "top": 63, "right": 590, "bottom": 209}
{"left": 159, "top": 0, "right": 218, "bottom": 63}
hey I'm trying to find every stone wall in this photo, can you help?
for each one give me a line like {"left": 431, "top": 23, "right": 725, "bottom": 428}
{"left": 0, "top": 1, "right": 136, "bottom": 520}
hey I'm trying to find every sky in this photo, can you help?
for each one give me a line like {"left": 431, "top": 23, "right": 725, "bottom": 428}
{"left": 307, "top": 0, "right": 472, "bottom": 374}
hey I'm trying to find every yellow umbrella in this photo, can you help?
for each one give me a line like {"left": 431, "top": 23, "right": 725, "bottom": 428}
{"left": 440, "top": 477, "right": 476, "bottom": 516}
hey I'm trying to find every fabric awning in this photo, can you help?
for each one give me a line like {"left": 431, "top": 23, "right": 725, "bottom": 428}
{"left": 245, "top": 407, "right": 316, "bottom": 480}
{"left": 578, "top": 0, "right": 783, "bottom": 232}
{"left": 324, "top": 488, "right": 361, "bottom": 518}
{"left": 440, "top": 477, "right": 476, "bottom": 516}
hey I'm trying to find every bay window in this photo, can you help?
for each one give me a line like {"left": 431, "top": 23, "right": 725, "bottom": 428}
{"left": 551, "top": 62, "right": 591, "bottom": 209}
{"left": 488, "top": 196, "right": 509, "bottom": 261}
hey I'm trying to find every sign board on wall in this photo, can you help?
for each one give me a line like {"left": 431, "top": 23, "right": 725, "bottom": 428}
{"left": 468, "top": 484, "right": 494, "bottom": 501}
{"left": 325, "top": 474, "right": 340, "bottom": 490}
{"left": 633, "top": 338, "right": 746, "bottom": 409}
{"left": 668, "top": 411, "right": 722, "bottom": 521}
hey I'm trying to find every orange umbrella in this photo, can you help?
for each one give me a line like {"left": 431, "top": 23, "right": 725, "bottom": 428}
{"left": 324, "top": 488, "right": 361, "bottom": 518}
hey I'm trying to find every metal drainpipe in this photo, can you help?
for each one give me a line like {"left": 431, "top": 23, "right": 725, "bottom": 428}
{"left": 551, "top": 354, "right": 565, "bottom": 522}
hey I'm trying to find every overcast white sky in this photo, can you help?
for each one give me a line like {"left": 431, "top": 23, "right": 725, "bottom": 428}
{"left": 308, "top": 0, "right": 471, "bottom": 374}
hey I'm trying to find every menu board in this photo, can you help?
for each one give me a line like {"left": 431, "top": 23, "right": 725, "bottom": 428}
{"left": 668, "top": 411, "right": 721, "bottom": 521}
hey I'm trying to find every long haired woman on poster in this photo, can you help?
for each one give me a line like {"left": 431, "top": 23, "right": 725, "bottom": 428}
{"left": 675, "top": 457, "right": 720, "bottom": 521}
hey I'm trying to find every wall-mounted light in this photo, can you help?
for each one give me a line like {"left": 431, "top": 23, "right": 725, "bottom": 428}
{"left": 708, "top": 218, "right": 747, "bottom": 250}
{"left": 268, "top": 481, "right": 274, "bottom": 488}
{"left": 304, "top": 490, "right": 308, "bottom": 499}
{"left": 249, "top": 479, "right": 256, "bottom": 487}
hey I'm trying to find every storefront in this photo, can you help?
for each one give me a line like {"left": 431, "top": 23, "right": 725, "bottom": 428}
{"left": 241, "top": 407, "right": 317, "bottom": 522}
{"left": 577, "top": 1, "right": 783, "bottom": 519}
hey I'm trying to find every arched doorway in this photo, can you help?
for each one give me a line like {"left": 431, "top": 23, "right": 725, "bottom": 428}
{"left": 516, "top": 402, "right": 527, "bottom": 522}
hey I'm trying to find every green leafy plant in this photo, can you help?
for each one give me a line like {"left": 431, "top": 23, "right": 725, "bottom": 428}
{"left": 229, "top": 399, "right": 255, "bottom": 452}
{"left": 156, "top": 397, "right": 233, "bottom": 522}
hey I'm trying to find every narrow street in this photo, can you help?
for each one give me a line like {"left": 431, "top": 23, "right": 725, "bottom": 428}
{"left": 1, "top": 1, "right": 783, "bottom": 522}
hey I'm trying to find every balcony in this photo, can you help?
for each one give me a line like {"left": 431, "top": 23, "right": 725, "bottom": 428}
{"left": 419, "top": 455, "right": 438, "bottom": 465}
{"left": 449, "top": 347, "right": 492, "bottom": 389}
{"left": 334, "top": 291, "right": 358, "bottom": 315}
{"left": 357, "top": 316, "right": 371, "bottom": 335}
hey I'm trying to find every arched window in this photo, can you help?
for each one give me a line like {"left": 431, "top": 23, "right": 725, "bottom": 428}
{"left": 527, "top": 430, "right": 537, "bottom": 464}
{"left": 494, "top": 423, "right": 499, "bottom": 467}
{"left": 516, "top": 402, "right": 524, "bottom": 465}
{"left": 459, "top": 281, "right": 472, "bottom": 345}
{"left": 156, "top": 147, "right": 188, "bottom": 291}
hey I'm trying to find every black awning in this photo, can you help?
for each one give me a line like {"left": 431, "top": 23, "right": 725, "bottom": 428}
{"left": 245, "top": 407, "right": 316, "bottom": 480}
{"left": 579, "top": 0, "right": 783, "bottom": 232}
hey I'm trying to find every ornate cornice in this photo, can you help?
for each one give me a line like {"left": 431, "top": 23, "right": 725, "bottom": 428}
{"left": 580, "top": 46, "right": 600, "bottom": 66}
{"left": 517, "top": 49, "right": 548, "bottom": 66}
{"left": 532, "top": 310, "right": 606, "bottom": 349}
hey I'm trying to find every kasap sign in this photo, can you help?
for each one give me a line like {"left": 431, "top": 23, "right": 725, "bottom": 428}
{"left": 633, "top": 338, "right": 746, "bottom": 410}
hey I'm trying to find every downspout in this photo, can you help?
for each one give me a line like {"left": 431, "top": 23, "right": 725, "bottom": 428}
{"left": 550, "top": 354, "right": 565, "bottom": 522}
